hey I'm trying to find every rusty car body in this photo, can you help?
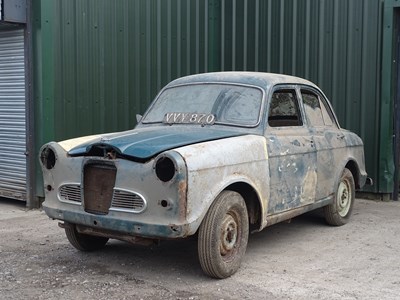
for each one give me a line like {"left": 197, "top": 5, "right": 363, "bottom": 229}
{"left": 40, "top": 72, "right": 367, "bottom": 278}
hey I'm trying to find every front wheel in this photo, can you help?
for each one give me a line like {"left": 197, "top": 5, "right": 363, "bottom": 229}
{"left": 198, "top": 191, "right": 249, "bottom": 279}
{"left": 64, "top": 223, "right": 109, "bottom": 251}
{"left": 324, "top": 168, "right": 355, "bottom": 226}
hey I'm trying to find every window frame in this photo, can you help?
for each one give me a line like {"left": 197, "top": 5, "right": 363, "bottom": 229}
{"left": 300, "top": 89, "right": 326, "bottom": 128}
{"left": 298, "top": 85, "right": 340, "bottom": 129}
{"left": 266, "top": 85, "right": 306, "bottom": 129}
{"left": 141, "top": 82, "right": 266, "bottom": 128}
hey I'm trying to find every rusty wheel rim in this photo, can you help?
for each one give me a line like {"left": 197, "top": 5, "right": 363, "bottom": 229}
{"left": 220, "top": 213, "right": 238, "bottom": 258}
{"left": 337, "top": 180, "right": 351, "bottom": 217}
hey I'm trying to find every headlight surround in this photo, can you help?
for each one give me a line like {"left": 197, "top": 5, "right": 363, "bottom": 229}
{"left": 40, "top": 146, "right": 57, "bottom": 170}
{"left": 154, "top": 151, "right": 187, "bottom": 183}
{"left": 155, "top": 155, "right": 176, "bottom": 182}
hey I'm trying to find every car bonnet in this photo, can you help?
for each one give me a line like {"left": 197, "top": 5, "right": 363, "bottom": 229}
{"left": 67, "top": 127, "right": 247, "bottom": 160}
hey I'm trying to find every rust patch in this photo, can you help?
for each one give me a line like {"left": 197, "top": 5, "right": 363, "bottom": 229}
{"left": 83, "top": 163, "right": 116, "bottom": 215}
{"left": 76, "top": 224, "right": 158, "bottom": 246}
{"left": 178, "top": 180, "right": 187, "bottom": 221}
{"left": 265, "top": 196, "right": 333, "bottom": 227}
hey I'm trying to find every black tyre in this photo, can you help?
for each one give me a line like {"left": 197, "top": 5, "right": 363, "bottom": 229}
{"left": 198, "top": 191, "right": 249, "bottom": 279}
{"left": 64, "top": 223, "right": 109, "bottom": 251}
{"left": 324, "top": 168, "right": 355, "bottom": 226}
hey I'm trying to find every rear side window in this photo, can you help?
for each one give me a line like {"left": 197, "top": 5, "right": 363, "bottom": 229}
{"left": 268, "top": 90, "right": 302, "bottom": 127}
{"left": 301, "top": 88, "right": 336, "bottom": 127}
{"left": 319, "top": 99, "right": 335, "bottom": 126}
{"left": 301, "top": 91, "right": 325, "bottom": 127}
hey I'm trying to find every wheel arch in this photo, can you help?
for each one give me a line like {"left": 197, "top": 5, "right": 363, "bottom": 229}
{"left": 345, "top": 160, "right": 361, "bottom": 189}
{"left": 224, "top": 182, "right": 263, "bottom": 232}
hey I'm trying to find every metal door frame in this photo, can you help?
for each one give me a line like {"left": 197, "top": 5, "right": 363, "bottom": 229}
{"left": 394, "top": 9, "right": 400, "bottom": 201}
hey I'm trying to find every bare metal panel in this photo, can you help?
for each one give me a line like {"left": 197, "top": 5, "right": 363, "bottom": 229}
{"left": 0, "top": 28, "right": 26, "bottom": 200}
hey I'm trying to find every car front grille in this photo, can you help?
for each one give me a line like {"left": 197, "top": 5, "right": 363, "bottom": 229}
{"left": 57, "top": 184, "right": 146, "bottom": 213}
{"left": 83, "top": 163, "right": 117, "bottom": 215}
{"left": 59, "top": 184, "right": 82, "bottom": 204}
{"left": 111, "top": 189, "right": 147, "bottom": 213}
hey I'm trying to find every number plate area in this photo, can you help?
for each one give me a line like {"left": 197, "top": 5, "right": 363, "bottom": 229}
{"left": 163, "top": 112, "right": 216, "bottom": 125}
{"left": 83, "top": 163, "right": 116, "bottom": 215}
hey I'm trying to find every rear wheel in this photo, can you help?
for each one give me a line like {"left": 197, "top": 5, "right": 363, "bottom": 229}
{"left": 198, "top": 191, "right": 249, "bottom": 279}
{"left": 324, "top": 168, "right": 355, "bottom": 226}
{"left": 64, "top": 223, "right": 109, "bottom": 251}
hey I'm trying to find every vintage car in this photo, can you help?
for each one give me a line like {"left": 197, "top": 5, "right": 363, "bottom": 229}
{"left": 40, "top": 72, "right": 367, "bottom": 279}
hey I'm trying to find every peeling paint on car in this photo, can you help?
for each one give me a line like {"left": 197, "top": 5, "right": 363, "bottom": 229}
{"left": 301, "top": 167, "right": 317, "bottom": 203}
{"left": 67, "top": 127, "right": 246, "bottom": 160}
{"left": 58, "top": 134, "right": 103, "bottom": 152}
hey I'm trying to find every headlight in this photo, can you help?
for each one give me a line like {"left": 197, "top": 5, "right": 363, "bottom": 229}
{"left": 155, "top": 156, "right": 176, "bottom": 182}
{"left": 40, "top": 146, "right": 56, "bottom": 170}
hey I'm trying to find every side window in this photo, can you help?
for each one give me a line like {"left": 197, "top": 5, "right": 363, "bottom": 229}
{"left": 301, "top": 90, "right": 325, "bottom": 127}
{"left": 319, "top": 99, "right": 335, "bottom": 127}
{"left": 268, "top": 89, "right": 302, "bottom": 127}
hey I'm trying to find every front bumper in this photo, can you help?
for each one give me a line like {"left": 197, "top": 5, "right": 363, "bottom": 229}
{"left": 44, "top": 205, "right": 191, "bottom": 239}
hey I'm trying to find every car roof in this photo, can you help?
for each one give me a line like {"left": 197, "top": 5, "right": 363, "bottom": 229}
{"left": 166, "top": 71, "right": 318, "bottom": 90}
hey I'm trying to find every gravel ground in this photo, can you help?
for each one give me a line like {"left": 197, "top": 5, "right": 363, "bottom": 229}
{"left": 0, "top": 197, "right": 399, "bottom": 300}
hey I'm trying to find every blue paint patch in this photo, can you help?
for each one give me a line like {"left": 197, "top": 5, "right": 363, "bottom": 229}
{"left": 291, "top": 139, "right": 301, "bottom": 147}
{"left": 68, "top": 127, "right": 246, "bottom": 160}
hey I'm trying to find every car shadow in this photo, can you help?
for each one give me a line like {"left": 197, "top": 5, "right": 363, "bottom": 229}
{"left": 47, "top": 209, "right": 330, "bottom": 279}
{"left": 246, "top": 208, "right": 328, "bottom": 248}
{"left": 56, "top": 233, "right": 206, "bottom": 279}
{"left": 0, "top": 197, "right": 27, "bottom": 208}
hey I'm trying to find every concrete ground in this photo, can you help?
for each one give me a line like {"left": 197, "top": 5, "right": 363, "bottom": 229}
{"left": 0, "top": 197, "right": 399, "bottom": 300}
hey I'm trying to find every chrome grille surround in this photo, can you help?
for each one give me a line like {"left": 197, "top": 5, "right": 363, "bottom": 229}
{"left": 110, "top": 188, "right": 147, "bottom": 213}
{"left": 58, "top": 184, "right": 82, "bottom": 205}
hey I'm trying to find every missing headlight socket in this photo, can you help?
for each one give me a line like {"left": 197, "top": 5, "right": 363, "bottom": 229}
{"left": 155, "top": 156, "right": 176, "bottom": 182}
{"left": 40, "top": 147, "right": 56, "bottom": 170}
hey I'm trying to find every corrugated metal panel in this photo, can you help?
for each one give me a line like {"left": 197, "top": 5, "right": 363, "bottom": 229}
{"left": 216, "top": 0, "right": 383, "bottom": 192}
{"left": 0, "top": 28, "right": 26, "bottom": 200}
{"left": 50, "top": 0, "right": 210, "bottom": 141}
{"left": 380, "top": 0, "right": 400, "bottom": 196}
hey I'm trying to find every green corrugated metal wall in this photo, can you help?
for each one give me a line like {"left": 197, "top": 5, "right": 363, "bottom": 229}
{"left": 212, "top": 0, "right": 383, "bottom": 193}
{"left": 35, "top": 0, "right": 214, "bottom": 198}
{"left": 52, "top": 0, "right": 211, "bottom": 139}
{"left": 35, "top": 0, "right": 391, "bottom": 195}
{"left": 381, "top": 0, "right": 400, "bottom": 195}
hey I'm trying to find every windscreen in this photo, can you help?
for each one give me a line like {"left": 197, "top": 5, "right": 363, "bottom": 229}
{"left": 142, "top": 84, "right": 263, "bottom": 127}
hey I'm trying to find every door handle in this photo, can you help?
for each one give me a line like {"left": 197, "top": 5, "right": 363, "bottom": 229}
{"left": 304, "top": 138, "right": 314, "bottom": 147}
{"left": 337, "top": 134, "right": 345, "bottom": 140}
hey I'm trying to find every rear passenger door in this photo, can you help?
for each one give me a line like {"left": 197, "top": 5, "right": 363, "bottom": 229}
{"left": 266, "top": 86, "right": 317, "bottom": 214}
{"left": 300, "top": 87, "right": 345, "bottom": 200}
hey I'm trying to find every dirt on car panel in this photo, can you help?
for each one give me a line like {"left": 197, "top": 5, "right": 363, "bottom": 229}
{"left": 265, "top": 197, "right": 330, "bottom": 227}
{"left": 266, "top": 135, "right": 317, "bottom": 213}
{"left": 268, "top": 159, "right": 316, "bottom": 214}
